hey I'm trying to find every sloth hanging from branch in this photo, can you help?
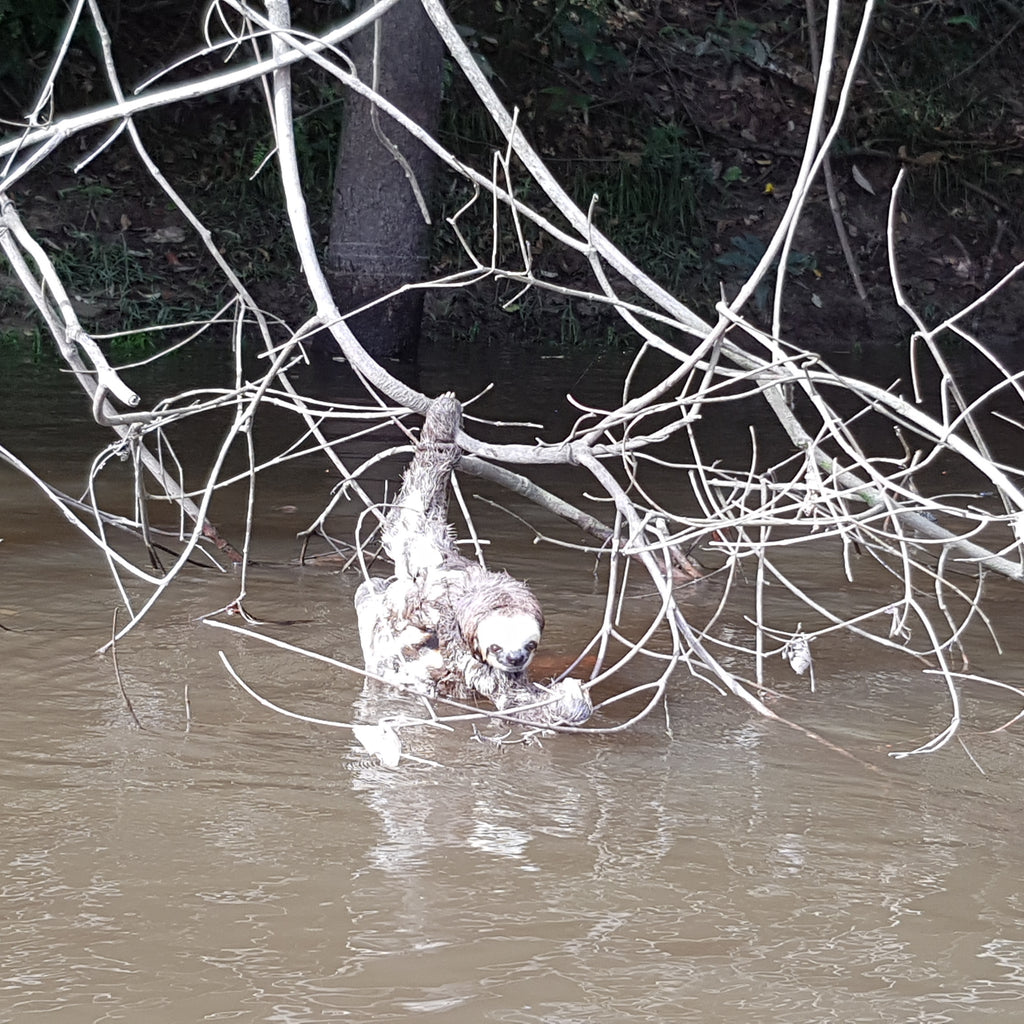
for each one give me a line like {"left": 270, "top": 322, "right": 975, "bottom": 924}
{"left": 355, "top": 393, "right": 593, "bottom": 727}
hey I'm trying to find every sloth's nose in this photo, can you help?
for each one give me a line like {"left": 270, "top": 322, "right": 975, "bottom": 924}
{"left": 505, "top": 648, "right": 530, "bottom": 669}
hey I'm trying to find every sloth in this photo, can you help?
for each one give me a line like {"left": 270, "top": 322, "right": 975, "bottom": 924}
{"left": 354, "top": 393, "right": 591, "bottom": 726}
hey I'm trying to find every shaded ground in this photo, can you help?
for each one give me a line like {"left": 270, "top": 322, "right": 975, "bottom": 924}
{"left": 2, "top": 0, "right": 1022, "bottom": 355}
{"left": 474, "top": 0, "right": 1024, "bottom": 351}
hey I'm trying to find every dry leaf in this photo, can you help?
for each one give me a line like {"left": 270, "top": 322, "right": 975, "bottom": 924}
{"left": 851, "top": 163, "right": 875, "bottom": 195}
{"left": 143, "top": 226, "right": 187, "bottom": 244}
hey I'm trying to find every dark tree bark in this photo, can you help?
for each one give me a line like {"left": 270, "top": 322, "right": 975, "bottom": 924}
{"left": 325, "top": 0, "right": 445, "bottom": 362}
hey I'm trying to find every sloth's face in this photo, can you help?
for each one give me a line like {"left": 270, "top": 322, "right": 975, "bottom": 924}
{"left": 473, "top": 610, "right": 542, "bottom": 674}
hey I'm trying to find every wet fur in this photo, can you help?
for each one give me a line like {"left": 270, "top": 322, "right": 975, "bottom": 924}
{"left": 355, "top": 394, "right": 591, "bottom": 725}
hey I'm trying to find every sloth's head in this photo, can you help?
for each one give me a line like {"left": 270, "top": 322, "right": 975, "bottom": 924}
{"left": 473, "top": 609, "right": 542, "bottom": 674}
{"left": 457, "top": 570, "right": 544, "bottom": 677}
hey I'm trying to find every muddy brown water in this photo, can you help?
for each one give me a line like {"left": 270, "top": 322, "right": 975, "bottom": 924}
{"left": 4, "top": 342, "right": 1024, "bottom": 1023}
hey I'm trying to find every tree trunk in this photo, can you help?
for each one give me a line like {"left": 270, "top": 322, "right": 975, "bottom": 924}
{"left": 325, "top": 0, "right": 444, "bottom": 362}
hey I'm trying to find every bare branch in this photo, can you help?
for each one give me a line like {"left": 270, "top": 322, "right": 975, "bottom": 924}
{"left": 3, "top": 0, "right": 1023, "bottom": 757}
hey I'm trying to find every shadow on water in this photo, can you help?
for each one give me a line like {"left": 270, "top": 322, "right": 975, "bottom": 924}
{"left": 4, "top": 341, "right": 1024, "bottom": 1021}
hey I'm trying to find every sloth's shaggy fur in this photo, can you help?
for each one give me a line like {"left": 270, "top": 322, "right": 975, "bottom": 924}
{"left": 355, "top": 394, "right": 591, "bottom": 726}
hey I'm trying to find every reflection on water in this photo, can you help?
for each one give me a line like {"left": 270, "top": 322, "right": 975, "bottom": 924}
{"left": 4, "top": 346, "right": 1024, "bottom": 1022}
{"left": 6, "top": 583, "right": 1024, "bottom": 1022}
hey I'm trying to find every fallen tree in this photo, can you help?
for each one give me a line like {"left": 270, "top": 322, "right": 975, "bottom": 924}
{"left": 2, "top": 0, "right": 1024, "bottom": 762}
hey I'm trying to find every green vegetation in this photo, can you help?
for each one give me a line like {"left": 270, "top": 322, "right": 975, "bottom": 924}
{"left": 853, "top": 0, "right": 1024, "bottom": 227}
{"left": 1, "top": 0, "right": 1021, "bottom": 354}
{"left": 49, "top": 229, "right": 191, "bottom": 329}
{"left": 0, "top": 0, "right": 79, "bottom": 105}
{"left": 715, "top": 234, "right": 818, "bottom": 311}
{"left": 570, "top": 123, "right": 709, "bottom": 289}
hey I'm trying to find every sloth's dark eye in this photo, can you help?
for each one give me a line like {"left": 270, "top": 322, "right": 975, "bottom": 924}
{"left": 488, "top": 643, "right": 502, "bottom": 655}
{"left": 525, "top": 641, "right": 537, "bottom": 652}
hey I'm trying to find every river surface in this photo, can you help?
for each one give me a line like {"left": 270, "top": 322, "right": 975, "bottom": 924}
{"left": 4, "top": 340, "right": 1024, "bottom": 1023}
